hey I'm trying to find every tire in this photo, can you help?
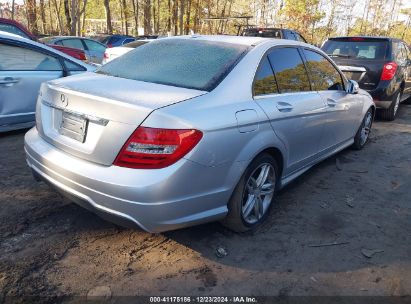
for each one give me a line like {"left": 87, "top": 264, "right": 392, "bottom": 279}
{"left": 352, "top": 107, "right": 374, "bottom": 150}
{"left": 379, "top": 90, "right": 401, "bottom": 121}
{"left": 221, "top": 153, "right": 278, "bottom": 232}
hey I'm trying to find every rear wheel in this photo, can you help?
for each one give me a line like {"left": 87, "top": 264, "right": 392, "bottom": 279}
{"left": 222, "top": 153, "right": 278, "bottom": 232}
{"left": 380, "top": 91, "right": 401, "bottom": 121}
{"left": 352, "top": 108, "right": 373, "bottom": 150}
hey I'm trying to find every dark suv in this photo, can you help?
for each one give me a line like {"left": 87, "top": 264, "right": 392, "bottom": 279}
{"left": 242, "top": 28, "right": 307, "bottom": 43}
{"left": 322, "top": 36, "right": 411, "bottom": 120}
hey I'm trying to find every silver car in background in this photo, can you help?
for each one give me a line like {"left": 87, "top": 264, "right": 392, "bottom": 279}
{"left": 25, "top": 36, "right": 375, "bottom": 233}
{"left": 40, "top": 36, "right": 107, "bottom": 64}
{"left": 0, "top": 31, "right": 95, "bottom": 132}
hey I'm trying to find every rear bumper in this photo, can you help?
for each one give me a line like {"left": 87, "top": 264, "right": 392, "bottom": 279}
{"left": 366, "top": 80, "right": 400, "bottom": 109}
{"left": 372, "top": 100, "right": 392, "bottom": 109}
{"left": 24, "top": 127, "right": 234, "bottom": 232}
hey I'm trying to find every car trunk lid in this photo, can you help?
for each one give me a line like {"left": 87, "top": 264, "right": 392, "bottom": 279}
{"left": 36, "top": 72, "right": 206, "bottom": 166}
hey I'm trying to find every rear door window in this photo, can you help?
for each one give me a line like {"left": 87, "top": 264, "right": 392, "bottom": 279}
{"left": 267, "top": 47, "right": 311, "bottom": 93}
{"left": 0, "top": 43, "right": 62, "bottom": 71}
{"left": 395, "top": 42, "right": 408, "bottom": 65}
{"left": 253, "top": 56, "right": 278, "bottom": 96}
{"left": 61, "top": 39, "right": 85, "bottom": 50}
{"left": 322, "top": 39, "right": 388, "bottom": 60}
{"left": 303, "top": 49, "right": 344, "bottom": 91}
{"left": 64, "top": 60, "right": 86, "bottom": 71}
{"left": 83, "top": 39, "right": 106, "bottom": 52}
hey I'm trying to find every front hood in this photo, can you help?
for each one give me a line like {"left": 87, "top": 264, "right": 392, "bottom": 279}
{"left": 48, "top": 72, "right": 207, "bottom": 111}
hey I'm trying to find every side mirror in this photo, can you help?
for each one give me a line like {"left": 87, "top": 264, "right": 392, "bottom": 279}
{"left": 347, "top": 79, "right": 359, "bottom": 94}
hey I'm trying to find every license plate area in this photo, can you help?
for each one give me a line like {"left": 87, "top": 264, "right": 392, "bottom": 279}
{"left": 342, "top": 71, "right": 363, "bottom": 81}
{"left": 58, "top": 111, "right": 88, "bottom": 143}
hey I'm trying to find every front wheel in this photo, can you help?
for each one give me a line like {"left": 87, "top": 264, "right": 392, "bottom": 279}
{"left": 352, "top": 108, "right": 374, "bottom": 150}
{"left": 222, "top": 153, "right": 278, "bottom": 232}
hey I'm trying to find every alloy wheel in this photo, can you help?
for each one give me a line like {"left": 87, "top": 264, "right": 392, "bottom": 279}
{"left": 242, "top": 163, "right": 276, "bottom": 224}
{"left": 360, "top": 111, "right": 373, "bottom": 146}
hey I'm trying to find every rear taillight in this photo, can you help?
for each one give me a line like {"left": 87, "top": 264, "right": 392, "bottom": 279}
{"left": 380, "top": 62, "right": 398, "bottom": 81}
{"left": 103, "top": 52, "right": 109, "bottom": 59}
{"left": 79, "top": 52, "right": 87, "bottom": 61}
{"left": 113, "top": 127, "right": 203, "bottom": 169}
{"left": 107, "top": 43, "right": 113, "bottom": 48}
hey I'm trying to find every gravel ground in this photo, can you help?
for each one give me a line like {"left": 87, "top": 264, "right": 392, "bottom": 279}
{"left": 0, "top": 105, "right": 410, "bottom": 302}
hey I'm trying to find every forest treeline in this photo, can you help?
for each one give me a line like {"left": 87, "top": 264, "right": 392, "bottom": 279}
{"left": 1, "top": 0, "right": 410, "bottom": 44}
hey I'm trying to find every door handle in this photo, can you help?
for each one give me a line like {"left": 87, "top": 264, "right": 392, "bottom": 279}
{"left": 276, "top": 102, "right": 293, "bottom": 112}
{"left": 0, "top": 77, "right": 19, "bottom": 87}
{"left": 327, "top": 98, "right": 337, "bottom": 107}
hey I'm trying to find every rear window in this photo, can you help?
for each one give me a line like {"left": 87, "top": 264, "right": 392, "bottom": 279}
{"left": 322, "top": 39, "right": 388, "bottom": 60}
{"left": 243, "top": 29, "right": 281, "bottom": 38}
{"left": 123, "top": 40, "right": 149, "bottom": 48}
{"left": 0, "top": 23, "right": 31, "bottom": 39}
{"left": 97, "top": 39, "right": 249, "bottom": 91}
{"left": 105, "top": 36, "right": 123, "bottom": 45}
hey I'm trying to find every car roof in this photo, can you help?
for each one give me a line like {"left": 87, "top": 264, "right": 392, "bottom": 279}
{"left": 328, "top": 36, "right": 401, "bottom": 41}
{"left": 162, "top": 34, "right": 310, "bottom": 48}
{"left": 0, "top": 31, "right": 94, "bottom": 69}
{"left": 162, "top": 34, "right": 273, "bottom": 46}
{"left": 48, "top": 36, "right": 95, "bottom": 40}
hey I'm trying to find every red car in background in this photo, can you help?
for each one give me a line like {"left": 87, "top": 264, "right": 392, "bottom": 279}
{"left": 0, "top": 18, "right": 87, "bottom": 61}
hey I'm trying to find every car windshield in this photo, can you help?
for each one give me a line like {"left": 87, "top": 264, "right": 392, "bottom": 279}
{"left": 322, "top": 39, "right": 388, "bottom": 60}
{"left": 97, "top": 39, "right": 249, "bottom": 91}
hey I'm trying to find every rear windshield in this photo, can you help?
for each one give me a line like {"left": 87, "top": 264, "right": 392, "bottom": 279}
{"left": 322, "top": 39, "right": 388, "bottom": 60}
{"left": 102, "top": 36, "right": 121, "bottom": 45}
{"left": 123, "top": 40, "right": 149, "bottom": 48}
{"left": 243, "top": 29, "right": 281, "bottom": 38}
{"left": 39, "top": 36, "right": 54, "bottom": 43}
{"left": 97, "top": 39, "right": 249, "bottom": 91}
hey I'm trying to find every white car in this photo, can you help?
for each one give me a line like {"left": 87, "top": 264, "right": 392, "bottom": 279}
{"left": 102, "top": 40, "right": 152, "bottom": 64}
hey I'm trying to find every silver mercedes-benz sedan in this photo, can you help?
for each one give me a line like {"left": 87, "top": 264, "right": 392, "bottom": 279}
{"left": 24, "top": 35, "right": 375, "bottom": 233}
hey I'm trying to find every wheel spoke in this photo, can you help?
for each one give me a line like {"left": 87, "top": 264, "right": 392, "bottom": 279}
{"left": 242, "top": 194, "right": 256, "bottom": 218}
{"left": 260, "top": 188, "right": 274, "bottom": 196}
{"left": 260, "top": 183, "right": 274, "bottom": 196}
{"left": 256, "top": 165, "right": 270, "bottom": 188}
{"left": 241, "top": 162, "right": 276, "bottom": 224}
{"left": 248, "top": 177, "right": 257, "bottom": 189}
{"left": 254, "top": 196, "right": 264, "bottom": 219}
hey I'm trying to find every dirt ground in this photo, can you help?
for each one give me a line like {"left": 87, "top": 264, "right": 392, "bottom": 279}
{"left": 0, "top": 105, "right": 411, "bottom": 302}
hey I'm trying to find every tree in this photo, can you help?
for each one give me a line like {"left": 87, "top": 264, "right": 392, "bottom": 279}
{"left": 104, "top": 0, "right": 113, "bottom": 34}
{"left": 26, "top": 0, "right": 38, "bottom": 34}
{"left": 144, "top": 0, "right": 152, "bottom": 34}
{"left": 39, "top": 0, "right": 47, "bottom": 33}
{"left": 11, "top": 0, "right": 15, "bottom": 19}
{"left": 132, "top": 0, "right": 139, "bottom": 35}
{"left": 121, "top": 0, "right": 129, "bottom": 35}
